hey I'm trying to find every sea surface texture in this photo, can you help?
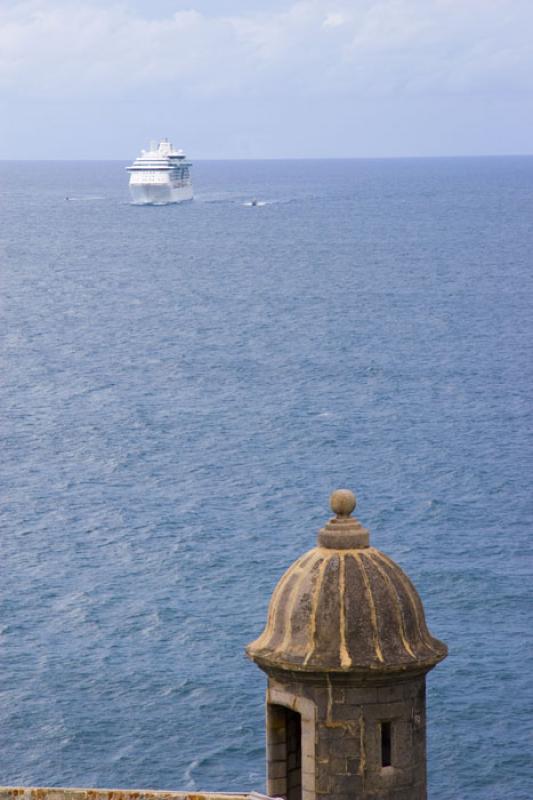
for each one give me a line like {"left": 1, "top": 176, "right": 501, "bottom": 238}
{"left": 1, "top": 158, "right": 532, "bottom": 799}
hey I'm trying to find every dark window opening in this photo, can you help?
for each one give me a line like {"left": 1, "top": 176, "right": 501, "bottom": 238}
{"left": 381, "top": 721, "right": 392, "bottom": 767}
{"left": 267, "top": 704, "right": 302, "bottom": 800}
{"left": 286, "top": 708, "right": 301, "bottom": 800}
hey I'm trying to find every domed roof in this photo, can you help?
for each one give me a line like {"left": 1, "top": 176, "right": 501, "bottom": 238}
{"left": 246, "top": 490, "right": 447, "bottom": 674}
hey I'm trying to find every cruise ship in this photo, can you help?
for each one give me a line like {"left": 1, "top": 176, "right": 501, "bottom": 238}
{"left": 126, "top": 139, "right": 193, "bottom": 204}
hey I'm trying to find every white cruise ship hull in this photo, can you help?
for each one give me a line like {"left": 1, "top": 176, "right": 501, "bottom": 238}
{"left": 127, "top": 139, "right": 193, "bottom": 205}
{"left": 129, "top": 182, "right": 193, "bottom": 205}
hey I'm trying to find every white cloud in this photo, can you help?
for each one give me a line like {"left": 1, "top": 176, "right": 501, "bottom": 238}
{"left": 0, "top": 0, "right": 532, "bottom": 99}
{"left": 323, "top": 12, "right": 346, "bottom": 28}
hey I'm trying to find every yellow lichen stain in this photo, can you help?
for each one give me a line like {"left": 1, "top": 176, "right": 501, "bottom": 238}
{"left": 338, "top": 555, "right": 352, "bottom": 669}
{"left": 278, "top": 551, "right": 323, "bottom": 655}
{"left": 373, "top": 550, "right": 439, "bottom": 654}
{"left": 251, "top": 551, "right": 316, "bottom": 651}
{"left": 352, "top": 553, "right": 384, "bottom": 663}
{"left": 367, "top": 553, "right": 415, "bottom": 658}
{"left": 358, "top": 712, "right": 366, "bottom": 787}
{"left": 303, "top": 555, "right": 328, "bottom": 665}
{"left": 324, "top": 675, "right": 357, "bottom": 733}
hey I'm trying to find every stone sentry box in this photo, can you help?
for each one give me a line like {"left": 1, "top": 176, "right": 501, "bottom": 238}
{"left": 246, "top": 490, "right": 447, "bottom": 800}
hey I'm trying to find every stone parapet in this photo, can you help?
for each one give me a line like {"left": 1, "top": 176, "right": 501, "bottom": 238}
{"left": 0, "top": 789, "right": 276, "bottom": 800}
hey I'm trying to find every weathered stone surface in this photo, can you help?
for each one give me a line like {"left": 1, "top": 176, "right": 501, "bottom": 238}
{"left": 0, "top": 791, "right": 252, "bottom": 800}
{"left": 246, "top": 492, "right": 447, "bottom": 674}
{"left": 330, "top": 702, "right": 362, "bottom": 721}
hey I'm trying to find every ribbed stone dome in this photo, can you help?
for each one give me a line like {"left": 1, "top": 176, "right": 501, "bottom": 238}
{"left": 247, "top": 490, "right": 447, "bottom": 674}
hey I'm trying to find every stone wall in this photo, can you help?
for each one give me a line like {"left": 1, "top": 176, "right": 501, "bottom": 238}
{"left": 0, "top": 789, "right": 270, "bottom": 800}
{"left": 266, "top": 672, "right": 427, "bottom": 800}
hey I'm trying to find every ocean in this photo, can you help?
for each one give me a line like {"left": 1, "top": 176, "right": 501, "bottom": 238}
{"left": 1, "top": 158, "right": 532, "bottom": 799}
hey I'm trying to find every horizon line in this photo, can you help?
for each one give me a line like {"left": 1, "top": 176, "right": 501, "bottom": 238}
{"left": 1, "top": 153, "right": 533, "bottom": 163}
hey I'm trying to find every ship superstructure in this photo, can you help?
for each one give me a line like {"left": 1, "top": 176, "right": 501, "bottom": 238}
{"left": 127, "top": 139, "right": 193, "bottom": 204}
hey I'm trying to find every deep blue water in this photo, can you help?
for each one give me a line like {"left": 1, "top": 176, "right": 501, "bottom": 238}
{"left": 0, "top": 158, "right": 532, "bottom": 799}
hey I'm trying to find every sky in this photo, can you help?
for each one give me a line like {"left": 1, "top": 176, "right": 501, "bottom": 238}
{"left": 0, "top": 0, "right": 532, "bottom": 159}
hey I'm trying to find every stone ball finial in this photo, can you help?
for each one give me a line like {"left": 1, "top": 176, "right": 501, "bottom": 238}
{"left": 330, "top": 489, "right": 356, "bottom": 517}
